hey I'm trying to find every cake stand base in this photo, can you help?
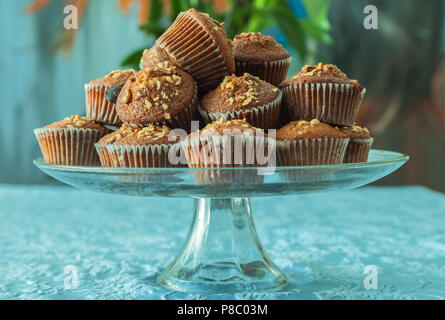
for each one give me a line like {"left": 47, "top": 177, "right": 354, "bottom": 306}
{"left": 157, "top": 198, "right": 287, "bottom": 293}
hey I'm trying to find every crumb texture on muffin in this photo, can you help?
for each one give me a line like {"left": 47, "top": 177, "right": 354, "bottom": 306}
{"left": 98, "top": 123, "right": 178, "bottom": 146}
{"left": 232, "top": 32, "right": 290, "bottom": 62}
{"left": 198, "top": 118, "right": 261, "bottom": 137}
{"left": 44, "top": 115, "right": 108, "bottom": 131}
{"left": 277, "top": 119, "right": 347, "bottom": 140}
{"left": 201, "top": 73, "right": 279, "bottom": 113}
{"left": 341, "top": 125, "right": 371, "bottom": 140}
{"left": 280, "top": 63, "right": 362, "bottom": 89}
{"left": 116, "top": 61, "right": 196, "bottom": 125}
{"left": 89, "top": 69, "right": 136, "bottom": 87}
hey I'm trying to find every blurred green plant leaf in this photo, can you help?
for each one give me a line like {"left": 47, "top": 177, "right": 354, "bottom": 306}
{"left": 121, "top": 48, "right": 144, "bottom": 70}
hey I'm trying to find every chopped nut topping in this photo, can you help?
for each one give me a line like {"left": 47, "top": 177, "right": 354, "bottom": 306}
{"left": 145, "top": 100, "right": 152, "bottom": 109}
{"left": 310, "top": 119, "right": 321, "bottom": 127}
{"left": 164, "top": 113, "right": 171, "bottom": 120}
{"left": 162, "top": 103, "right": 169, "bottom": 110}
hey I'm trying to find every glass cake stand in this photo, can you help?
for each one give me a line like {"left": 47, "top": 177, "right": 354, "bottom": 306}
{"left": 34, "top": 149, "right": 408, "bottom": 294}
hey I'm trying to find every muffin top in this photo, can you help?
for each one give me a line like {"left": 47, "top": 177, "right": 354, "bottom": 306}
{"left": 280, "top": 63, "right": 363, "bottom": 90}
{"left": 232, "top": 32, "right": 290, "bottom": 62}
{"left": 341, "top": 125, "right": 371, "bottom": 140}
{"left": 181, "top": 9, "right": 235, "bottom": 75}
{"left": 276, "top": 119, "right": 347, "bottom": 140}
{"left": 116, "top": 61, "right": 196, "bottom": 125}
{"left": 200, "top": 73, "right": 280, "bottom": 113}
{"left": 140, "top": 46, "right": 165, "bottom": 70}
{"left": 188, "top": 118, "right": 262, "bottom": 139}
{"left": 89, "top": 69, "right": 136, "bottom": 87}
{"left": 98, "top": 123, "right": 179, "bottom": 146}
{"left": 44, "top": 115, "right": 109, "bottom": 131}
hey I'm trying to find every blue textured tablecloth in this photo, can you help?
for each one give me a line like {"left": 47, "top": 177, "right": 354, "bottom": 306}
{"left": 0, "top": 185, "right": 444, "bottom": 300}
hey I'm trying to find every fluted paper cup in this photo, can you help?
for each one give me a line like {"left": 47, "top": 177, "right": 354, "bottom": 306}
{"left": 281, "top": 82, "right": 366, "bottom": 126}
{"left": 34, "top": 127, "right": 108, "bottom": 166}
{"left": 85, "top": 83, "right": 123, "bottom": 126}
{"left": 156, "top": 12, "right": 233, "bottom": 94}
{"left": 276, "top": 137, "right": 349, "bottom": 166}
{"left": 343, "top": 138, "right": 373, "bottom": 163}
{"left": 198, "top": 91, "right": 282, "bottom": 129}
{"left": 235, "top": 57, "right": 291, "bottom": 87}
{"left": 95, "top": 143, "right": 179, "bottom": 168}
{"left": 182, "top": 134, "right": 275, "bottom": 185}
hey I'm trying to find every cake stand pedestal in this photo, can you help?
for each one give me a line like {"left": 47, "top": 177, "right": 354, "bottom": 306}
{"left": 34, "top": 150, "right": 408, "bottom": 294}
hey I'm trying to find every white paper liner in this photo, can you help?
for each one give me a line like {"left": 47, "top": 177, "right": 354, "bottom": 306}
{"left": 95, "top": 143, "right": 179, "bottom": 168}
{"left": 85, "top": 83, "right": 123, "bottom": 126}
{"left": 281, "top": 82, "right": 366, "bottom": 126}
{"left": 198, "top": 90, "right": 282, "bottom": 129}
{"left": 276, "top": 137, "right": 349, "bottom": 166}
{"left": 181, "top": 134, "right": 276, "bottom": 168}
{"left": 156, "top": 11, "right": 233, "bottom": 94}
{"left": 343, "top": 137, "right": 373, "bottom": 163}
{"left": 235, "top": 57, "right": 292, "bottom": 86}
{"left": 34, "top": 127, "right": 108, "bottom": 166}
{"left": 125, "top": 88, "right": 198, "bottom": 133}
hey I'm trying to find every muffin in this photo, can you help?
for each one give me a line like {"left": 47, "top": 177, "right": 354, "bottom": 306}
{"left": 34, "top": 115, "right": 111, "bottom": 166}
{"left": 154, "top": 9, "right": 235, "bottom": 95}
{"left": 199, "top": 73, "right": 282, "bottom": 129}
{"left": 341, "top": 125, "right": 373, "bottom": 163}
{"left": 276, "top": 119, "right": 349, "bottom": 166}
{"left": 280, "top": 63, "right": 366, "bottom": 126}
{"left": 85, "top": 69, "right": 136, "bottom": 126}
{"left": 182, "top": 117, "right": 275, "bottom": 168}
{"left": 140, "top": 46, "right": 165, "bottom": 69}
{"left": 95, "top": 123, "right": 180, "bottom": 168}
{"left": 115, "top": 61, "right": 198, "bottom": 132}
{"left": 232, "top": 32, "right": 291, "bottom": 86}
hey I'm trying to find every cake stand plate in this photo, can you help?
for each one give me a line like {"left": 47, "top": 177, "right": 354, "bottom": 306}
{"left": 34, "top": 149, "right": 408, "bottom": 294}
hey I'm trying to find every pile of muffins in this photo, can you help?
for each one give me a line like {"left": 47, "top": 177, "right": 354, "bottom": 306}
{"left": 35, "top": 9, "right": 373, "bottom": 170}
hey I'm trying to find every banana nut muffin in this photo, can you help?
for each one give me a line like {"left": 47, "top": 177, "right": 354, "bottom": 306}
{"left": 183, "top": 117, "right": 274, "bottom": 168}
{"left": 232, "top": 32, "right": 291, "bottom": 86}
{"left": 341, "top": 125, "right": 373, "bottom": 163}
{"left": 115, "top": 61, "right": 198, "bottom": 132}
{"left": 276, "top": 118, "right": 349, "bottom": 166}
{"left": 85, "top": 69, "right": 136, "bottom": 126}
{"left": 199, "top": 73, "right": 282, "bottom": 129}
{"left": 155, "top": 9, "right": 235, "bottom": 95}
{"left": 280, "top": 63, "right": 366, "bottom": 126}
{"left": 140, "top": 46, "right": 165, "bottom": 69}
{"left": 34, "top": 115, "right": 111, "bottom": 166}
{"left": 95, "top": 123, "right": 180, "bottom": 167}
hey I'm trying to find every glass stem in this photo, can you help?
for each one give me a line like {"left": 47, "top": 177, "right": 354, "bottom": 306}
{"left": 158, "top": 197, "right": 287, "bottom": 293}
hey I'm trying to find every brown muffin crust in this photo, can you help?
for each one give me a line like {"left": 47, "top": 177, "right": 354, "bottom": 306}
{"left": 201, "top": 73, "right": 279, "bottom": 113}
{"left": 277, "top": 119, "right": 347, "bottom": 140}
{"left": 44, "top": 115, "right": 109, "bottom": 131}
{"left": 280, "top": 63, "right": 363, "bottom": 90}
{"left": 341, "top": 125, "right": 371, "bottom": 140}
{"left": 116, "top": 61, "right": 196, "bottom": 125}
{"left": 181, "top": 9, "right": 235, "bottom": 75}
{"left": 89, "top": 69, "right": 136, "bottom": 87}
{"left": 140, "top": 47, "right": 165, "bottom": 69}
{"left": 232, "top": 32, "right": 290, "bottom": 62}
{"left": 98, "top": 123, "right": 178, "bottom": 146}
{"left": 197, "top": 117, "right": 262, "bottom": 137}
